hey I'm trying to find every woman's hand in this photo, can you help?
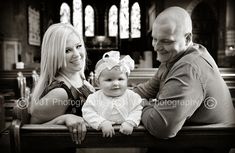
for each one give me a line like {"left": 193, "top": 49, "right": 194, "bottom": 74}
{"left": 63, "top": 114, "right": 87, "bottom": 144}
{"left": 43, "top": 114, "right": 87, "bottom": 144}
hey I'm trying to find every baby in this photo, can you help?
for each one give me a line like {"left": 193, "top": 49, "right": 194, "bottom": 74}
{"left": 82, "top": 51, "right": 143, "bottom": 137}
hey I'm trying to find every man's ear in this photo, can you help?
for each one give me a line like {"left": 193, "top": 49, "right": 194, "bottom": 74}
{"left": 185, "top": 33, "right": 192, "bottom": 46}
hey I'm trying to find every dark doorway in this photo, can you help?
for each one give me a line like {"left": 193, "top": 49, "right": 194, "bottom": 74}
{"left": 191, "top": 2, "right": 218, "bottom": 62}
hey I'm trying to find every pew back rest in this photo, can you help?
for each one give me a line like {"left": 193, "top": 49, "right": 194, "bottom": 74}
{"left": 10, "top": 120, "right": 235, "bottom": 153}
{"left": 128, "top": 68, "right": 235, "bottom": 86}
{"left": 0, "top": 70, "right": 39, "bottom": 99}
{"left": 0, "top": 96, "right": 5, "bottom": 132}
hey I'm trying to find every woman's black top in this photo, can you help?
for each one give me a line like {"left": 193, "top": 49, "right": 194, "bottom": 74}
{"left": 40, "top": 80, "right": 92, "bottom": 116}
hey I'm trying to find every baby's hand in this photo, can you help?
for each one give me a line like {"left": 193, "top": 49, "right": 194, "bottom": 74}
{"left": 119, "top": 122, "right": 134, "bottom": 135}
{"left": 100, "top": 120, "right": 115, "bottom": 137}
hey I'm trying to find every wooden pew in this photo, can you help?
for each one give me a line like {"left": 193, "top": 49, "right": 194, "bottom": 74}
{"left": 0, "top": 96, "right": 5, "bottom": 132}
{"left": 0, "top": 70, "right": 37, "bottom": 98}
{"left": 10, "top": 104, "right": 235, "bottom": 153}
{"left": 0, "top": 70, "right": 38, "bottom": 123}
{"left": 10, "top": 119, "right": 235, "bottom": 153}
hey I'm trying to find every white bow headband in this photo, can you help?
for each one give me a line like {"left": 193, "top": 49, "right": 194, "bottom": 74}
{"left": 95, "top": 51, "right": 135, "bottom": 79}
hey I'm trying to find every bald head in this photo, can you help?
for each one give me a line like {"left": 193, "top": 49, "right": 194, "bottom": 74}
{"left": 154, "top": 7, "right": 192, "bottom": 35}
{"left": 151, "top": 7, "right": 193, "bottom": 63}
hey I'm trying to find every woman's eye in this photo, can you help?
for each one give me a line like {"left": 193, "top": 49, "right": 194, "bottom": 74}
{"left": 76, "top": 44, "right": 82, "bottom": 49}
{"left": 65, "top": 48, "right": 71, "bottom": 53}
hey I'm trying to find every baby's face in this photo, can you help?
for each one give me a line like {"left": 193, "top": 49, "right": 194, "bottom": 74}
{"left": 98, "top": 67, "right": 128, "bottom": 97}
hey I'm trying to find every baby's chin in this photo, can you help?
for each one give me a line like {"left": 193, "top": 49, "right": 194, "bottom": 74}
{"left": 102, "top": 91, "right": 125, "bottom": 97}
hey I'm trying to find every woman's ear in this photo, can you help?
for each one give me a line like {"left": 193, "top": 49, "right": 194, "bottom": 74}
{"left": 95, "top": 78, "right": 100, "bottom": 86}
{"left": 185, "top": 33, "right": 192, "bottom": 46}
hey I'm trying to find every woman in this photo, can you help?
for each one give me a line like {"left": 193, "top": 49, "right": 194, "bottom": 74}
{"left": 30, "top": 23, "right": 94, "bottom": 145}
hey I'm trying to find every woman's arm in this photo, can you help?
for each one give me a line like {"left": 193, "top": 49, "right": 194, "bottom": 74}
{"left": 30, "top": 88, "right": 69, "bottom": 124}
{"left": 43, "top": 114, "right": 86, "bottom": 144}
{"left": 30, "top": 87, "right": 87, "bottom": 144}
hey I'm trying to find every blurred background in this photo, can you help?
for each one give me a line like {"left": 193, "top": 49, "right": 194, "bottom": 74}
{"left": 0, "top": 0, "right": 235, "bottom": 72}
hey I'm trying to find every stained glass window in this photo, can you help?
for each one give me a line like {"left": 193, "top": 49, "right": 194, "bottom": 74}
{"left": 85, "top": 5, "right": 94, "bottom": 37}
{"left": 60, "top": 2, "right": 70, "bottom": 23}
{"left": 120, "top": 0, "right": 129, "bottom": 39}
{"left": 108, "top": 5, "right": 118, "bottom": 37}
{"left": 131, "top": 2, "right": 141, "bottom": 38}
{"left": 73, "top": 0, "right": 83, "bottom": 36}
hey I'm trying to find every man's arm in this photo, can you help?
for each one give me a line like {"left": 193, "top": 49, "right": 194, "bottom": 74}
{"left": 133, "top": 72, "right": 160, "bottom": 99}
{"left": 141, "top": 62, "right": 203, "bottom": 139}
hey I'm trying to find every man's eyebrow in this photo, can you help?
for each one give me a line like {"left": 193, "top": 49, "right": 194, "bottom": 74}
{"left": 76, "top": 42, "right": 82, "bottom": 46}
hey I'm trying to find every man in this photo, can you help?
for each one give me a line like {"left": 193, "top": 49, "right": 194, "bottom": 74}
{"left": 134, "top": 6, "right": 235, "bottom": 139}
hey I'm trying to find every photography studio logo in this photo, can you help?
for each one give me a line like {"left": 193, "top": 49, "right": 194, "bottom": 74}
{"left": 204, "top": 97, "right": 217, "bottom": 109}
{"left": 16, "top": 97, "right": 29, "bottom": 109}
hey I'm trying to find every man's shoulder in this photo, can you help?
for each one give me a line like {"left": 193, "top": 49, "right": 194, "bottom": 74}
{"left": 176, "top": 44, "right": 208, "bottom": 67}
{"left": 174, "top": 54, "right": 198, "bottom": 69}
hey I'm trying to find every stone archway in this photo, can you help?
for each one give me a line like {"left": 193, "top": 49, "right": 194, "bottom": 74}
{"left": 191, "top": 2, "right": 218, "bottom": 62}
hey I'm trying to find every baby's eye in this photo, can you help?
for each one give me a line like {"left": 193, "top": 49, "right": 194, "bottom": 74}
{"left": 118, "top": 78, "right": 124, "bottom": 81}
{"left": 105, "top": 79, "right": 112, "bottom": 82}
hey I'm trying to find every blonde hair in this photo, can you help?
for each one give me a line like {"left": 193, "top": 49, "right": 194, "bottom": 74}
{"left": 31, "top": 23, "right": 86, "bottom": 107}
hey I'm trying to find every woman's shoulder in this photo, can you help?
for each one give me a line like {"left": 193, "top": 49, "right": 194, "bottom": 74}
{"left": 42, "top": 87, "right": 68, "bottom": 100}
{"left": 40, "top": 80, "right": 73, "bottom": 99}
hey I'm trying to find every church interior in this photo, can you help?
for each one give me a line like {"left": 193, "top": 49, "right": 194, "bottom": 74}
{"left": 0, "top": 0, "right": 235, "bottom": 152}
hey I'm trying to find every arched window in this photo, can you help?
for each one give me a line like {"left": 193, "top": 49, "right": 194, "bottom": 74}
{"left": 73, "top": 0, "right": 83, "bottom": 36}
{"left": 85, "top": 5, "right": 95, "bottom": 37}
{"left": 131, "top": 2, "right": 141, "bottom": 38}
{"left": 108, "top": 5, "right": 118, "bottom": 37}
{"left": 120, "top": 0, "right": 129, "bottom": 39}
{"left": 60, "top": 2, "right": 70, "bottom": 23}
